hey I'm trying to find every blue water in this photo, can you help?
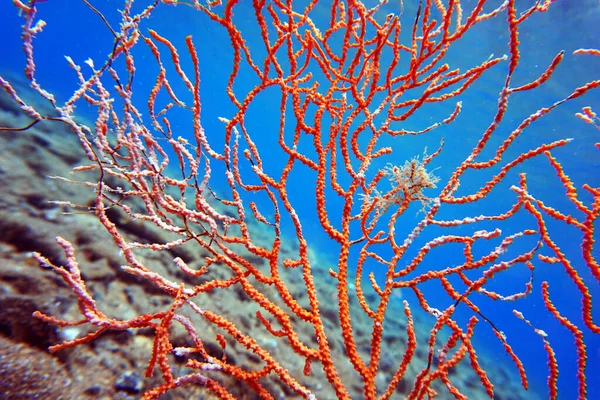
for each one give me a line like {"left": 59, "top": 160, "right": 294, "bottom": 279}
{"left": 1, "top": 0, "right": 599, "bottom": 398}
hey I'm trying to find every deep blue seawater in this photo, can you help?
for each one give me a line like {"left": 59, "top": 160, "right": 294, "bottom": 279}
{"left": 1, "top": 0, "right": 599, "bottom": 398}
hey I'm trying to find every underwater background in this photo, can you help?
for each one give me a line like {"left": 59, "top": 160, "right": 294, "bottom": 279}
{"left": 1, "top": 0, "right": 599, "bottom": 398}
